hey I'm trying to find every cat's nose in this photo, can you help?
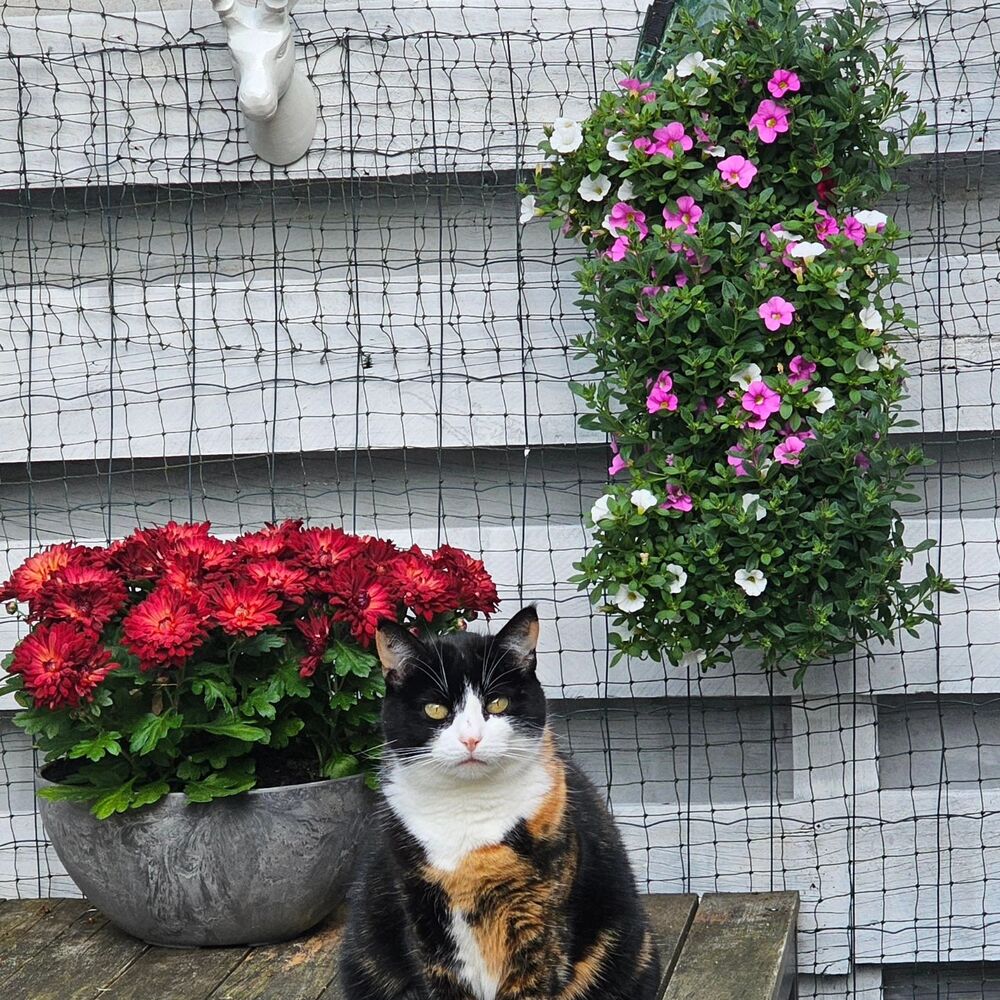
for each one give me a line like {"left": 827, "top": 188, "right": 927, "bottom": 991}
{"left": 459, "top": 734, "right": 482, "bottom": 753}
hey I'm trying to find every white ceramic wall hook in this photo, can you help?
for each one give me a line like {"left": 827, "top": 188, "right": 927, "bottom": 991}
{"left": 212, "top": 0, "right": 318, "bottom": 166}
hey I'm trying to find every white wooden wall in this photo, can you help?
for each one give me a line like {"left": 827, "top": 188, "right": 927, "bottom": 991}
{"left": 1, "top": 2, "right": 998, "bottom": 996}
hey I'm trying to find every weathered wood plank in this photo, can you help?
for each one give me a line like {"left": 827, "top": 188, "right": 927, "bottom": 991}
{"left": 642, "top": 893, "right": 698, "bottom": 984}
{"left": 0, "top": 909, "right": 148, "bottom": 1000}
{"left": 100, "top": 943, "right": 250, "bottom": 1000}
{"left": 661, "top": 892, "right": 799, "bottom": 1000}
{"left": 209, "top": 911, "right": 343, "bottom": 1000}
{"left": 0, "top": 900, "right": 94, "bottom": 985}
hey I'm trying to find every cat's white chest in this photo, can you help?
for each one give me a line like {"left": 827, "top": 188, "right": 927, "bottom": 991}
{"left": 383, "top": 759, "right": 552, "bottom": 871}
{"left": 450, "top": 910, "right": 499, "bottom": 1000}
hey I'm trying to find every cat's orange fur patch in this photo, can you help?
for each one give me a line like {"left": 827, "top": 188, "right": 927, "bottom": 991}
{"left": 560, "top": 928, "right": 618, "bottom": 999}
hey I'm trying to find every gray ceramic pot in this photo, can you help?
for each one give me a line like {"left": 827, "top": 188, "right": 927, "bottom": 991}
{"left": 38, "top": 773, "right": 371, "bottom": 947}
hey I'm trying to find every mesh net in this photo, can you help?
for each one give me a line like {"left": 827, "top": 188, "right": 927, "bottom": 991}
{"left": 0, "top": 0, "right": 998, "bottom": 996}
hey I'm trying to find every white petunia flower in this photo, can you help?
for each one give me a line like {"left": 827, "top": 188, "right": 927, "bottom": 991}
{"left": 879, "top": 350, "right": 901, "bottom": 371}
{"left": 856, "top": 349, "right": 879, "bottom": 372}
{"left": 731, "top": 363, "right": 762, "bottom": 390}
{"left": 678, "top": 648, "right": 707, "bottom": 668}
{"left": 519, "top": 194, "right": 537, "bottom": 224}
{"left": 788, "top": 241, "right": 827, "bottom": 262}
{"left": 590, "top": 494, "right": 614, "bottom": 524}
{"left": 770, "top": 226, "right": 793, "bottom": 242}
{"left": 617, "top": 178, "right": 636, "bottom": 201}
{"left": 853, "top": 209, "right": 888, "bottom": 232}
{"left": 630, "top": 488, "right": 659, "bottom": 514}
{"left": 675, "top": 51, "right": 715, "bottom": 77}
{"left": 812, "top": 386, "right": 836, "bottom": 413}
{"left": 550, "top": 117, "right": 583, "bottom": 154}
{"left": 607, "top": 132, "right": 631, "bottom": 162}
{"left": 735, "top": 568, "right": 767, "bottom": 596}
{"left": 578, "top": 173, "right": 612, "bottom": 202}
{"left": 741, "top": 493, "right": 766, "bottom": 521}
{"left": 613, "top": 584, "right": 646, "bottom": 613}
{"left": 665, "top": 563, "right": 688, "bottom": 594}
{"left": 705, "top": 144, "right": 727, "bottom": 158}
{"left": 858, "top": 305, "right": 884, "bottom": 331}
{"left": 759, "top": 458, "right": 774, "bottom": 477}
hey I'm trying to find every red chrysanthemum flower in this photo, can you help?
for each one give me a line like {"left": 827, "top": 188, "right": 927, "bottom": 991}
{"left": 234, "top": 519, "right": 304, "bottom": 561}
{"left": 9, "top": 622, "right": 119, "bottom": 710}
{"left": 122, "top": 588, "right": 207, "bottom": 670}
{"left": 326, "top": 564, "right": 396, "bottom": 645}
{"left": 432, "top": 545, "right": 500, "bottom": 616}
{"left": 295, "top": 610, "right": 332, "bottom": 678}
{"left": 361, "top": 537, "right": 402, "bottom": 575}
{"left": 33, "top": 565, "right": 128, "bottom": 634}
{"left": 209, "top": 581, "right": 282, "bottom": 637}
{"left": 0, "top": 543, "right": 95, "bottom": 604}
{"left": 107, "top": 521, "right": 219, "bottom": 583}
{"left": 244, "top": 560, "right": 309, "bottom": 605}
{"left": 295, "top": 527, "right": 365, "bottom": 574}
{"left": 387, "top": 553, "right": 454, "bottom": 621}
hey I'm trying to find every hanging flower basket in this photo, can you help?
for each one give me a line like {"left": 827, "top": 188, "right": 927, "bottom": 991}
{"left": 525, "top": 0, "right": 950, "bottom": 680}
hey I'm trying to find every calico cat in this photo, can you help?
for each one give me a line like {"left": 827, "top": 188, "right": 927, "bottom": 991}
{"left": 340, "top": 606, "right": 660, "bottom": 1000}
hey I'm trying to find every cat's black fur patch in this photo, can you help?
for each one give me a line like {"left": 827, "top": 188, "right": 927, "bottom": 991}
{"left": 340, "top": 609, "right": 660, "bottom": 1000}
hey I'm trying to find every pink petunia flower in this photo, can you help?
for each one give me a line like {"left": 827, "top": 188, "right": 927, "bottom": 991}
{"left": 774, "top": 435, "right": 807, "bottom": 465}
{"left": 663, "top": 196, "right": 703, "bottom": 235}
{"left": 661, "top": 484, "right": 694, "bottom": 512}
{"left": 855, "top": 452, "right": 872, "bottom": 471}
{"left": 609, "top": 437, "right": 628, "bottom": 476}
{"left": 742, "top": 380, "right": 782, "bottom": 421}
{"left": 843, "top": 216, "right": 866, "bottom": 246}
{"left": 675, "top": 273, "right": 689, "bottom": 288}
{"left": 651, "top": 122, "right": 694, "bottom": 158}
{"left": 647, "top": 370, "right": 679, "bottom": 414}
{"left": 606, "top": 236, "right": 630, "bottom": 261}
{"left": 748, "top": 100, "right": 791, "bottom": 144}
{"left": 619, "top": 78, "right": 656, "bottom": 102}
{"left": 788, "top": 355, "right": 817, "bottom": 386}
{"left": 767, "top": 69, "right": 801, "bottom": 98}
{"left": 727, "top": 445, "right": 748, "bottom": 477}
{"left": 605, "top": 202, "right": 649, "bottom": 239}
{"left": 717, "top": 155, "right": 758, "bottom": 189}
{"left": 757, "top": 296, "right": 795, "bottom": 332}
{"left": 815, "top": 206, "right": 840, "bottom": 241}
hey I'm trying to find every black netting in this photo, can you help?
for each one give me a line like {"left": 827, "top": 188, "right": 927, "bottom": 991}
{"left": 0, "top": 1, "right": 998, "bottom": 996}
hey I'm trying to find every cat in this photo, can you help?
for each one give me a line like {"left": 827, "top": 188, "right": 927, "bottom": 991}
{"left": 340, "top": 606, "right": 661, "bottom": 1000}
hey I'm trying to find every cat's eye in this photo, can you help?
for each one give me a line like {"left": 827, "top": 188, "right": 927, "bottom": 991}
{"left": 486, "top": 697, "right": 509, "bottom": 715}
{"left": 423, "top": 703, "right": 449, "bottom": 721}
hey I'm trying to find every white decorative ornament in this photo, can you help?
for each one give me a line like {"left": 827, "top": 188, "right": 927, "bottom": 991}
{"left": 812, "top": 386, "right": 836, "bottom": 413}
{"left": 549, "top": 117, "right": 583, "bottom": 154}
{"left": 856, "top": 349, "right": 879, "bottom": 372}
{"left": 731, "top": 363, "right": 762, "bottom": 391}
{"left": 519, "top": 195, "right": 537, "bottom": 224}
{"left": 665, "top": 563, "right": 688, "bottom": 594}
{"left": 858, "top": 305, "right": 884, "bottom": 331}
{"left": 853, "top": 209, "right": 888, "bottom": 232}
{"left": 213, "top": 0, "right": 318, "bottom": 166}
{"left": 590, "top": 494, "right": 614, "bottom": 524}
{"left": 613, "top": 584, "right": 646, "bottom": 613}
{"left": 578, "top": 174, "right": 612, "bottom": 202}
{"left": 734, "top": 568, "right": 767, "bottom": 596}
{"left": 630, "top": 488, "right": 659, "bottom": 514}
{"left": 741, "top": 493, "right": 766, "bottom": 521}
{"left": 607, "top": 132, "right": 631, "bottom": 162}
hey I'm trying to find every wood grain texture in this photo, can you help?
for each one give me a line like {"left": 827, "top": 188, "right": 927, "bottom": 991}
{"left": 0, "top": 900, "right": 96, "bottom": 987}
{"left": 99, "top": 944, "right": 250, "bottom": 1000}
{"left": 661, "top": 892, "right": 799, "bottom": 1000}
{"left": 643, "top": 894, "right": 698, "bottom": 984}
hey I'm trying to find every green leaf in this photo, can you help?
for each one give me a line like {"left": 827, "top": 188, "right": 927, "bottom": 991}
{"left": 131, "top": 781, "right": 171, "bottom": 810}
{"left": 37, "top": 784, "right": 99, "bottom": 804}
{"left": 324, "top": 642, "right": 379, "bottom": 679}
{"left": 196, "top": 721, "right": 270, "bottom": 743}
{"left": 92, "top": 781, "right": 136, "bottom": 820}
{"left": 183, "top": 764, "right": 256, "bottom": 804}
{"left": 322, "top": 754, "right": 361, "bottom": 779}
{"left": 129, "top": 712, "right": 183, "bottom": 757}
{"left": 68, "top": 732, "right": 123, "bottom": 763}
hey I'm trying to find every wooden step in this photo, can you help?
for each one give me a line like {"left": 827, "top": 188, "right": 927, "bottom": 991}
{"left": 0, "top": 892, "right": 798, "bottom": 998}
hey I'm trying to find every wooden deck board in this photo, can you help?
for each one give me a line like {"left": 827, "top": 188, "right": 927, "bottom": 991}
{"left": 661, "top": 892, "right": 800, "bottom": 1000}
{"left": 0, "top": 893, "right": 799, "bottom": 999}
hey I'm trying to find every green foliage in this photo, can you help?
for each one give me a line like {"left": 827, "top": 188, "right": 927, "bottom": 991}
{"left": 526, "top": 0, "right": 949, "bottom": 678}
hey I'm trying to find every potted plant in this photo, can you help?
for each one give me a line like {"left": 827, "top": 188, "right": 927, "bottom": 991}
{"left": 522, "top": 0, "right": 951, "bottom": 681}
{"left": 0, "top": 520, "right": 498, "bottom": 946}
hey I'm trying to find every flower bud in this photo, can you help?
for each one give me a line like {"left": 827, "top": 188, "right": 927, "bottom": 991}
{"left": 5, "top": 600, "right": 17, "bottom": 615}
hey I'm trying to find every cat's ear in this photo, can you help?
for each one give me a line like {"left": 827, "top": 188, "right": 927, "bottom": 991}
{"left": 375, "top": 622, "right": 424, "bottom": 686}
{"left": 495, "top": 605, "right": 540, "bottom": 673}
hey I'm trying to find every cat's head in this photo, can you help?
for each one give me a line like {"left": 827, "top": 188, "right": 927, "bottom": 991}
{"left": 374, "top": 606, "right": 546, "bottom": 780}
